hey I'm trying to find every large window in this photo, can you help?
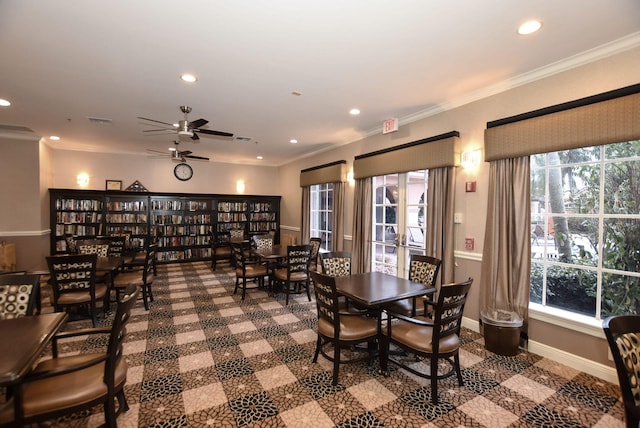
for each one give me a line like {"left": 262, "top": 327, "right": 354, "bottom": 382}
{"left": 310, "top": 183, "right": 333, "bottom": 251}
{"left": 530, "top": 140, "right": 640, "bottom": 320}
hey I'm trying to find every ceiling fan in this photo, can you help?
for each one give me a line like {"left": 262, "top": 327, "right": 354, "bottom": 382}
{"left": 138, "top": 105, "right": 233, "bottom": 141}
{"left": 147, "top": 141, "right": 210, "bottom": 162}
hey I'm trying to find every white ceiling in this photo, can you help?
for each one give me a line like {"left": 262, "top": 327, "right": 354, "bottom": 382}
{"left": 1, "top": 1, "right": 639, "bottom": 166}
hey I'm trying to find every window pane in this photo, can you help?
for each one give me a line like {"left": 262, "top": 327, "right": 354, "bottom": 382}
{"left": 603, "top": 218, "right": 640, "bottom": 271}
{"left": 601, "top": 272, "right": 640, "bottom": 317}
{"left": 545, "top": 265, "right": 596, "bottom": 317}
{"left": 604, "top": 160, "right": 640, "bottom": 214}
{"left": 605, "top": 140, "right": 640, "bottom": 160}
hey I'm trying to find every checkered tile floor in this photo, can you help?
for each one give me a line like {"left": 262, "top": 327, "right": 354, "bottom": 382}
{"left": 33, "top": 261, "right": 625, "bottom": 427}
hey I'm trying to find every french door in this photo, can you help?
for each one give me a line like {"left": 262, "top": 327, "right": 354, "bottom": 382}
{"left": 372, "top": 170, "right": 428, "bottom": 277}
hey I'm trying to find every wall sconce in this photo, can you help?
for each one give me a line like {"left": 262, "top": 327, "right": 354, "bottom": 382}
{"left": 236, "top": 180, "right": 245, "bottom": 193}
{"left": 461, "top": 149, "right": 482, "bottom": 169}
{"left": 76, "top": 173, "right": 90, "bottom": 188}
{"left": 346, "top": 170, "right": 355, "bottom": 186}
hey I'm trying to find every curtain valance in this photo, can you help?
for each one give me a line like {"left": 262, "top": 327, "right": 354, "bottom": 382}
{"left": 299, "top": 160, "right": 346, "bottom": 187}
{"left": 353, "top": 131, "right": 459, "bottom": 179}
{"left": 485, "top": 84, "right": 640, "bottom": 161}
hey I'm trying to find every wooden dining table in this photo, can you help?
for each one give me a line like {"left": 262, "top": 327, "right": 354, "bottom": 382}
{"left": 0, "top": 312, "right": 68, "bottom": 387}
{"left": 333, "top": 271, "right": 436, "bottom": 372}
{"left": 334, "top": 271, "right": 436, "bottom": 308}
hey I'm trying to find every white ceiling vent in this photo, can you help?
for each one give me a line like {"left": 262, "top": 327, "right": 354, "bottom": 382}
{"left": 0, "top": 124, "right": 34, "bottom": 132}
{"left": 87, "top": 116, "right": 113, "bottom": 125}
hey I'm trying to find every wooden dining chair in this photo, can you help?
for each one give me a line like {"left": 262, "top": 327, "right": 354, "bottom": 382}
{"left": 0, "top": 274, "right": 41, "bottom": 319}
{"left": 0, "top": 285, "right": 138, "bottom": 427}
{"left": 210, "top": 231, "right": 232, "bottom": 271}
{"left": 231, "top": 241, "right": 268, "bottom": 300}
{"left": 46, "top": 253, "right": 108, "bottom": 327}
{"left": 308, "top": 237, "right": 322, "bottom": 272}
{"left": 274, "top": 245, "right": 312, "bottom": 305}
{"left": 603, "top": 315, "right": 640, "bottom": 428}
{"left": 320, "top": 251, "right": 352, "bottom": 277}
{"left": 310, "top": 271, "right": 379, "bottom": 385}
{"left": 112, "top": 243, "right": 157, "bottom": 310}
{"left": 252, "top": 234, "right": 274, "bottom": 250}
{"left": 383, "top": 254, "right": 441, "bottom": 317}
{"left": 381, "top": 277, "right": 473, "bottom": 404}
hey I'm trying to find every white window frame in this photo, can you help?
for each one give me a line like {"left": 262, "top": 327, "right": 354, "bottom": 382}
{"left": 530, "top": 142, "right": 640, "bottom": 337}
{"left": 309, "top": 183, "right": 333, "bottom": 252}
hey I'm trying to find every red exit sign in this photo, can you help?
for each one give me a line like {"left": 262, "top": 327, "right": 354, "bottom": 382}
{"left": 382, "top": 118, "right": 399, "bottom": 134}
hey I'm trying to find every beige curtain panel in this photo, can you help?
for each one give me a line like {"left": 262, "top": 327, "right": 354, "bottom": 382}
{"left": 300, "top": 161, "right": 346, "bottom": 187}
{"left": 353, "top": 132, "right": 460, "bottom": 179}
{"left": 485, "top": 85, "right": 640, "bottom": 161}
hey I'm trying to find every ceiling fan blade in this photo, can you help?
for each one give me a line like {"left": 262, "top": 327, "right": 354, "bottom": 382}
{"left": 146, "top": 149, "right": 169, "bottom": 155}
{"left": 189, "top": 118, "right": 208, "bottom": 128}
{"left": 137, "top": 117, "right": 175, "bottom": 127}
{"left": 185, "top": 155, "right": 210, "bottom": 161}
{"left": 190, "top": 132, "right": 200, "bottom": 141}
{"left": 180, "top": 150, "right": 193, "bottom": 156}
{"left": 143, "top": 129, "right": 173, "bottom": 133}
{"left": 195, "top": 128, "right": 234, "bottom": 137}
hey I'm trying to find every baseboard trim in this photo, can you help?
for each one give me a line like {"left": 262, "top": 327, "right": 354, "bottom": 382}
{"left": 461, "top": 317, "right": 617, "bottom": 385}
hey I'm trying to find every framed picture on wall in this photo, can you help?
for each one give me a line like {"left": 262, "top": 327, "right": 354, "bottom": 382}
{"left": 105, "top": 180, "right": 122, "bottom": 191}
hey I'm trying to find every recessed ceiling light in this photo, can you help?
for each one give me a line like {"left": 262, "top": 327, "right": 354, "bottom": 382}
{"left": 180, "top": 74, "right": 197, "bottom": 83}
{"left": 518, "top": 20, "right": 542, "bottom": 35}
{"left": 349, "top": 108, "right": 361, "bottom": 115}
{"left": 289, "top": 139, "right": 298, "bottom": 144}
{"left": 0, "top": 99, "right": 11, "bottom": 107}
{"left": 49, "top": 135, "right": 60, "bottom": 141}
{"left": 257, "top": 155, "right": 263, "bottom": 160}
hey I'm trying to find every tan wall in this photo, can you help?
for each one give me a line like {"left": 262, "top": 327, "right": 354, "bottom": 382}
{"left": 51, "top": 150, "right": 279, "bottom": 195}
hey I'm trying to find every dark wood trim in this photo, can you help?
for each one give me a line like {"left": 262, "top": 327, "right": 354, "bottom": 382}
{"left": 301, "top": 160, "right": 347, "bottom": 173}
{"left": 354, "top": 131, "right": 460, "bottom": 160}
{"left": 487, "top": 83, "right": 640, "bottom": 128}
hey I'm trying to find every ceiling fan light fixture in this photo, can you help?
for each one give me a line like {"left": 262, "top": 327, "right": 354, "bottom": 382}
{"left": 177, "top": 120, "right": 194, "bottom": 137}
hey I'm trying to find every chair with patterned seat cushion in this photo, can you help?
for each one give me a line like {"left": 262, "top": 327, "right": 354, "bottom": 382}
{"left": 0, "top": 274, "right": 40, "bottom": 319}
{"left": 603, "top": 315, "right": 640, "bottom": 428}
{"left": 383, "top": 254, "right": 441, "bottom": 317}
{"left": 46, "top": 253, "right": 107, "bottom": 327}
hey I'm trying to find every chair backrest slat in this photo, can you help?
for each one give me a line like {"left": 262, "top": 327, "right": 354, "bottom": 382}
{"left": 286, "top": 245, "right": 312, "bottom": 275}
{"left": 431, "top": 278, "right": 473, "bottom": 342}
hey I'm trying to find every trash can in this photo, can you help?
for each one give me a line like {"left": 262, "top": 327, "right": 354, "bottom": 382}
{"left": 481, "top": 309, "right": 523, "bottom": 356}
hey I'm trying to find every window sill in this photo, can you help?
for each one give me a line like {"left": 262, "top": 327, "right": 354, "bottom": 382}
{"left": 528, "top": 303, "right": 605, "bottom": 339}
